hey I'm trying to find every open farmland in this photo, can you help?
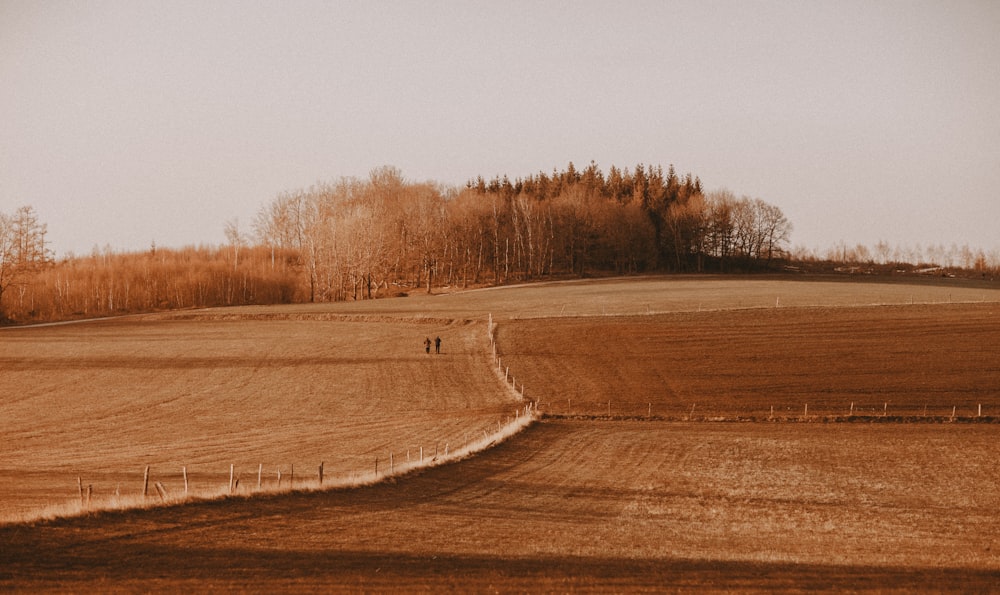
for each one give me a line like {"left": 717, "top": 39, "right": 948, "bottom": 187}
{"left": 2, "top": 421, "right": 998, "bottom": 591}
{"left": 2, "top": 275, "right": 999, "bottom": 591}
{"left": 499, "top": 303, "right": 1000, "bottom": 419}
{"left": 0, "top": 314, "right": 520, "bottom": 521}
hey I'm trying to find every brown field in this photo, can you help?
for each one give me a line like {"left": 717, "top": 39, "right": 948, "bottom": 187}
{"left": 0, "top": 315, "right": 520, "bottom": 520}
{"left": 500, "top": 303, "right": 1000, "bottom": 419}
{"left": 2, "top": 275, "right": 999, "bottom": 591}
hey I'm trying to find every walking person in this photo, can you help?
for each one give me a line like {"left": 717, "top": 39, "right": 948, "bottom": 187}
{"left": 434, "top": 336, "right": 441, "bottom": 354}
{"left": 424, "top": 337, "right": 432, "bottom": 354}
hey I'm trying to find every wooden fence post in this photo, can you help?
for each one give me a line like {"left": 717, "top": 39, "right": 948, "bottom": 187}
{"left": 229, "top": 464, "right": 234, "bottom": 493}
{"left": 143, "top": 465, "right": 150, "bottom": 498}
{"left": 78, "top": 477, "right": 84, "bottom": 505}
{"left": 183, "top": 466, "right": 189, "bottom": 496}
{"left": 318, "top": 462, "right": 324, "bottom": 485}
{"left": 258, "top": 463, "right": 263, "bottom": 490}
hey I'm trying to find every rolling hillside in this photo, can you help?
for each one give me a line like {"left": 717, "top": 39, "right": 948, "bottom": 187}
{"left": 2, "top": 420, "right": 998, "bottom": 591}
{"left": 2, "top": 276, "right": 999, "bottom": 591}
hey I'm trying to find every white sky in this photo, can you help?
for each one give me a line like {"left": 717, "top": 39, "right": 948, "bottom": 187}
{"left": 2, "top": 0, "right": 998, "bottom": 258}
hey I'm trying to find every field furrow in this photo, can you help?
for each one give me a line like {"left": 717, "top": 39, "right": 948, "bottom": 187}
{"left": 0, "top": 315, "right": 520, "bottom": 520}
{"left": 499, "top": 303, "right": 1000, "bottom": 418}
{"left": 2, "top": 419, "right": 998, "bottom": 592}
{"left": 2, "top": 276, "right": 999, "bottom": 591}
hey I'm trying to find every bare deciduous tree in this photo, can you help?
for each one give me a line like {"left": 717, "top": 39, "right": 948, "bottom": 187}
{"left": 0, "top": 206, "right": 51, "bottom": 320}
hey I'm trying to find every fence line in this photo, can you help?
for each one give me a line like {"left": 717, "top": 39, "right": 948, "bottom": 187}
{"left": 27, "top": 314, "right": 539, "bottom": 525}
{"left": 536, "top": 398, "right": 993, "bottom": 423}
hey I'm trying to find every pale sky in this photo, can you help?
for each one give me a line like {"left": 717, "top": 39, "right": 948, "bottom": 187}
{"left": 2, "top": 0, "right": 998, "bottom": 258}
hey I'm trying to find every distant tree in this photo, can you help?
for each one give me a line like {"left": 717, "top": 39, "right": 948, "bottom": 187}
{"left": 446, "top": 189, "right": 492, "bottom": 286}
{"left": 704, "top": 190, "right": 736, "bottom": 270}
{"left": 605, "top": 165, "right": 626, "bottom": 203}
{"left": 875, "top": 240, "right": 892, "bottom": 265}
{"left": 664, "top": 192, "right": 706, "bottom": 271}
{"left": 224, "top": 218, "right": 245, "bottom": 270}
{"left": 853, "top": 243, "right": 872, "bottom": 264}
{"left": 0, "top": 206, "right": 52, "bottom": 320}
{"left": 755, "top": 200, "right": 792, "bottom": 266}
{"left": 731, "top": 198, "right": 758, "bottom": 267}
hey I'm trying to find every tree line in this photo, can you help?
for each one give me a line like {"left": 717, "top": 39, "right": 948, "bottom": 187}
{"left": 252, "top": 163, "right": 793, "bottom": 304}
{"left": 793, "top": 240, "right": 1000, "bottom": 273}
{"left": 2, "top": 163, "right": 792, "bottom": 322}
{"left": 7, "top": 162, "right": 993, "bottom": 324}
{"left": 15, "top": 244, "right": 300, "bottom": 321}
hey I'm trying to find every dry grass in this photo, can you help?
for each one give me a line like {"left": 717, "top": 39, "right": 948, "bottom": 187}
{"left": 7, "top": 407, "right": 537, "bottom": 526}
{"left": 0, "top": 315, "right": 524, "bottom": 521}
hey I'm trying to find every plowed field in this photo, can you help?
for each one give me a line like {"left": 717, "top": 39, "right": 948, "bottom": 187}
{"left": 0, "top": 315, "right": 519, "bottom": 520}
{"left": 2, "top": 420, "right": 998, "bottom": 591}
{"left": 499, "top": 303, "right": 1000, "bottom": 418}
{"left": 2, "top": 276, "right": 999, "bottom": 592}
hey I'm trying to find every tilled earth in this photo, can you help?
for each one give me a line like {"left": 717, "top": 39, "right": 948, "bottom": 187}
{"left": 2, "top": 420, "right": 998, "bottom": 592}
{"left": 3, "top": 279, "right": 999, "bottom": 592}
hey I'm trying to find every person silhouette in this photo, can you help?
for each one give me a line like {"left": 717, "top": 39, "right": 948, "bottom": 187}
{"left": 434, "top": 336, "right": 441, "bottom": 354}
{"left": 424, "top": 337, "right": 432, "bottom": 354}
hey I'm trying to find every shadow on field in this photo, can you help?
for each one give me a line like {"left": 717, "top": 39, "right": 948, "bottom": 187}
{"left": 3, "top": 420, "right": 999, "bottom": 592}
{"left": 2, "top": 543, "right": 997, "bottom": 592}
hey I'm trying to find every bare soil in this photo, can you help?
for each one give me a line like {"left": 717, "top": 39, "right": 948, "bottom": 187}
{"left": 0, "top": 316, "right": 517, "bottom": 520}
{"left": 2, "top": 276, "right": 999, "bottom": 592}
{"left": 499, "top": 303, "right": 1000, "bottom": 419}
{"left": 2, "top": 420, "right": 998, "bottom": 592}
